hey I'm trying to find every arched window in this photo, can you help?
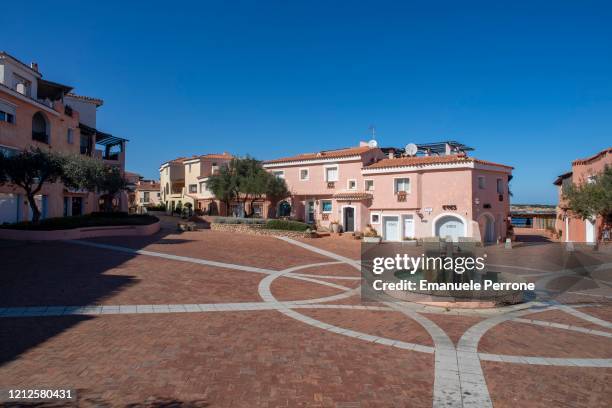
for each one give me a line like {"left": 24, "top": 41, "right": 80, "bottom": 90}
{"left": 32, "top": 112, "right": 49, "bottom": 143}
{"left": 278, "top": 201, "right": 291, "bottom": 217}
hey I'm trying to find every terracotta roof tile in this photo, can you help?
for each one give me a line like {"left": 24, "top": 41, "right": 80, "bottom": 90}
{"left": 364, "top": 154, "right": 513, "bottom": 170}
{"left": 136, "top": 182, "right": 160, "bottom": 191}
{"left": 66, "top": 93, "right": 104, "bottom": 106}
{"left": 332, "top": 192, "right": 373, "bottom": 200}
{"left": 572, "top": 147, "right": 612, "bottom": 166}
{"left": 264, "top": 146, "right": 373, "bottom": 164}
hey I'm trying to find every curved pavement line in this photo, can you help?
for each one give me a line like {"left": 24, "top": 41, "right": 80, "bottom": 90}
{"left": 258, "top": 263, "right": 435, "bottom": 354}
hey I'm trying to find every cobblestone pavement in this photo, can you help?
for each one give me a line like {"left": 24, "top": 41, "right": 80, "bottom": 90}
{"left": 0, "top": 227, "right": 611, "bottom": 407}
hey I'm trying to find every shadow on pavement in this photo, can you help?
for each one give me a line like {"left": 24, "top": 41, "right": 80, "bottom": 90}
{"left": 0, "top": 219, "right": 177, "bottom": 366}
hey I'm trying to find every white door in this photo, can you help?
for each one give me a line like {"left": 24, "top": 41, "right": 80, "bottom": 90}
{"left": 403, "top": 215, "right": 415, "bottom": 239}
{"left": 586, "top": 219, "right": 596, "bottom": 243}
{"left": 383, "top": 216, "right": 400, "bottom": 241}
{"left": 436, "top": 216, "right": 464, "bottom": 241}
{"left": 0, "top": 193, "right": 19, "bottom": 224}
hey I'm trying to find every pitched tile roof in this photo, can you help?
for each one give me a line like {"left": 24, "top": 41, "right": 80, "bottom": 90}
{"left": 572, "top": 147, "right": 612, "bottom": 166}
{"left": 364, "top": 154, "right": 513, "bottom": 170}
{"left": 65, "top": 93, "right": 104, "bottom": 106}
{"left": 136, "top": 182, "right": 160, "bottom": 191}
{"left": 264, "top": 146, "right": 374, "bottom": 164}
{"left": 332, "top": 192, "right": 373, "bottom": 201}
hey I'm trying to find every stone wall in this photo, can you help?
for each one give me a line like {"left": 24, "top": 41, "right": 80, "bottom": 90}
{"left": 210, "top": 223, "right": 313, "bottom": 239}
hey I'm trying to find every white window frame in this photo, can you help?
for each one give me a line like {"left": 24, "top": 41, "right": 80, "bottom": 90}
{"left": 189, "top": 184, "right": 198, "bottom": 193}
{"left": 272, "top": 170, "right": 285, "bottom": 179}
{"left": 364, "top": 179, "right": 374, "bottom": 191}
{"left": 393, "top": 177, "right": 411, "bottom": 194}
{"left": 324, "top": 165, "right": 339, "bottom": 182}
{"left": 320, "top": 199, "right": 333, "bottom": 213}
{"left": 347, "top": 179, "right": 357, "bottom": 190}
{"left": 370, "top": 212, "right": 381, "bottom": 224}
{"left": 478, "top": 176, "right": 486, "bottom": 189}
{"left": 299, "top": 168, "right": 309, "bottom": 181}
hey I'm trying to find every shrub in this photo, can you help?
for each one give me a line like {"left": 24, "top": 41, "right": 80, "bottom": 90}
{"left": 147, "top": 203, "right": 167, "bottom": 211}
{"left": 263, "top": 219, "right": 310, "bottom": 231}
{"left": 212, "top": 216, "right": 265, "bottom": 225}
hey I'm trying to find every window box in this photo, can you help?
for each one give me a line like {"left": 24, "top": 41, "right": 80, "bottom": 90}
{"left": 327, "top": 181, "right": 335, "bottom": 189}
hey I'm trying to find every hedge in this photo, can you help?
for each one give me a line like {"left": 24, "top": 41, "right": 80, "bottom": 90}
{"left": 1, "top": 213, "right": 159, "bottom": 231}
{"left": 262, "top": 219, "right": 310, "bottom": 231}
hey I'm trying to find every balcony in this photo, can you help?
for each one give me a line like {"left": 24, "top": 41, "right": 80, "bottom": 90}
{"left": 396, "top": 192, "right": 407, "bottom": 202}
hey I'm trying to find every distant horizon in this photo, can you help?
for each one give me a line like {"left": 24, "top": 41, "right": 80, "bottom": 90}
{"left": 3, "top": 1, "right": 610, "bottom": 205}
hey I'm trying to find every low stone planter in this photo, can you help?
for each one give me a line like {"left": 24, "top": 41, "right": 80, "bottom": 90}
{"left": 363, "top": 236, "right": 382, "bottom": 244}
{"left": 0, "top": 221, "right": 160, "bottom": 241}
{"left": 210, "top": 222, "right": 315, "bottom": 239}
{"left": 402, "top": 239, "right": 418, "bottom": 246}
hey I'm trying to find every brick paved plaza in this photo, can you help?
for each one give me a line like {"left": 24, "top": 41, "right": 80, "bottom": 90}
{"left": 0, "top": 221, "right": 611, "bottom": 407}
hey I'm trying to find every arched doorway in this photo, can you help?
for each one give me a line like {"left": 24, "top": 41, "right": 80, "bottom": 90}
{"left": 32, "top": 112, "right": 49, "bottom": 143}
{"left": 434, "top": 215, "right": 465, "bottom": 241}
{"left": 278, "top": 201, "right": 291, "bottom": 217}
{"left": 479, "top": 213, "right": 496, "bottom": 243}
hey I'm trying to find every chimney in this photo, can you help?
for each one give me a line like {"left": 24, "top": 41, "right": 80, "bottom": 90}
{"left": 359, "top": 141, "right": 369, "bottom": 147}
{"left": 388, "top": 151, "right": 394, "bottom": 159}
{"left": 30, "top": 62, "right": 39, "bottom": 72}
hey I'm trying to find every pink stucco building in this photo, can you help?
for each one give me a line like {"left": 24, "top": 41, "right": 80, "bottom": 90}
{"left": 554, "top": 147, "right": 612, "bottom": 243}
{"left": 0, "top": 51, "right": 129, "bottom": 223}
{"left": 263, "top": 141, "right": 513, "bottom": 242}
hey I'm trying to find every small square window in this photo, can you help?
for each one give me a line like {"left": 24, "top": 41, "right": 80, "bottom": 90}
{"left": 321, "top": 200, "right": 332, "bottom": 213}
{"left": 365, "top": 180, "right": 374, "bottom": 191}
{"left": 395, "top": 178, "right": 410, "bottom": 193}
{"left": 273, "top": 171, "right": 285, "bottom": 179}
{"left": 300, "top": 169, "right": 309, "bottom": 180}
{"left": 325, "top": 166, "right": 338, "bottom": 182}
{"left": 348, "top": 179, "right": 357, "bottom": 190}
{"left": 189, "top": 184, "right": 197, "bottom": 193}
{"left": 370, "top": 213, "right": 380, "bottom": 224}
{"left": 478, "top": 176, "right": 486, "bottom": 189}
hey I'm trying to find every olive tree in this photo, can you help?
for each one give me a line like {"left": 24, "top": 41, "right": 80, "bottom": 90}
{"left": 0, "top": 148, "right": 65, "bottom": 223}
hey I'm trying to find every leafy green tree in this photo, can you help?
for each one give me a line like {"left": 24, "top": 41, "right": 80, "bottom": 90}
{"left": 207, "top": 157, "right": 290, "bottom": 218}
{"left": 98, "top": 166, "right": 127, "bottom": 212}
{"left": 62, "top": 154, "right": 104, "bottom": 192}
{"left": 237, "top": 157, "right": 269, "bottom": 217}
{"left": 62, "top": 155, "right": 126, "bottom": 212}
{"left": 0, "top": 148, "right": 65, "bottom": 223}
{"left": 206, "top": 160, "right": 239, "bottom": 215}
{"left": 563, "top": 165, "right": 612, "bottom": 235}
{"left": 264, "top": 172, "right": 290, "bottom": 218}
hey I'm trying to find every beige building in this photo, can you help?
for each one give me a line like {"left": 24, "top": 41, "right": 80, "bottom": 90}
{"left": 135, "top": 180, "right": 161, "bottom": 212}
{"left": 160, "top": 153, "right": 233, "bottom": 214}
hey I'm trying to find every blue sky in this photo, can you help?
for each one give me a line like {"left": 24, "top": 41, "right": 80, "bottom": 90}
{"left": 2, "top": 1, "right": 611, "bottom": 204}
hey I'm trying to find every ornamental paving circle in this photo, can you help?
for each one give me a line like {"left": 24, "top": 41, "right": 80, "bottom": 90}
{"left": 0, "top": 225, "right": 611, "bottom": 407}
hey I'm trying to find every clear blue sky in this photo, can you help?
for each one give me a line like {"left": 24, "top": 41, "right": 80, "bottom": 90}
{"left": 2, "top": 1, "right": 611, "bottom": 204}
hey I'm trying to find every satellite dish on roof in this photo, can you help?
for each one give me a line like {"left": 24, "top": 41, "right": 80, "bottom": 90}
{"left": 405, "top": 143, "right": 418, "bottom": 156}
{"left": 368, "top": 139, "right": 378, "bottom": 148}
